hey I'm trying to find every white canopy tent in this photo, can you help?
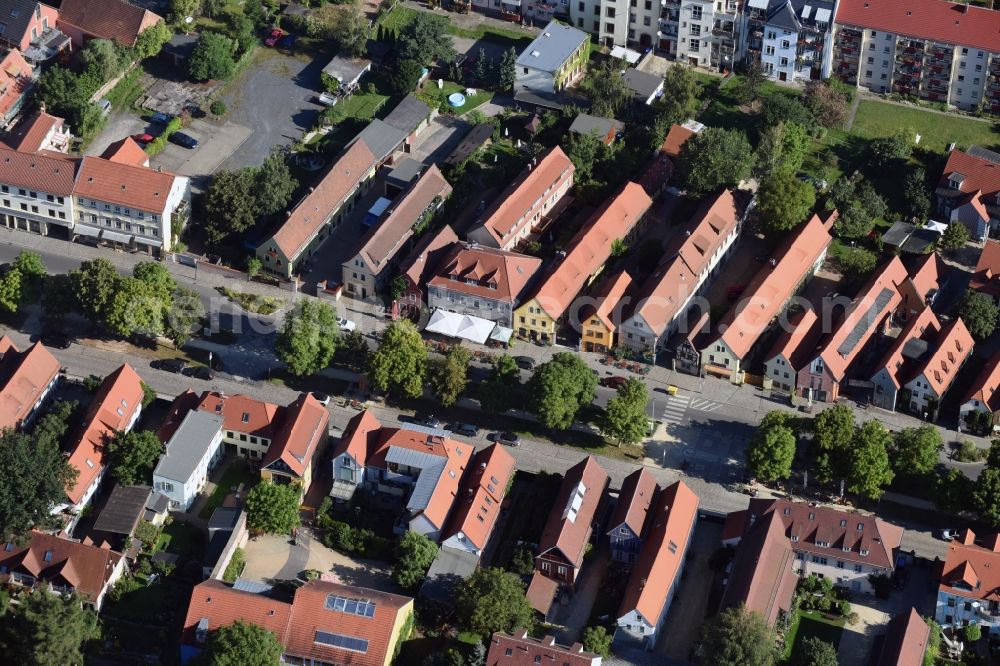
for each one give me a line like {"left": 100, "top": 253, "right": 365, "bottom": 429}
{"left": 424, "top": 310, "right": 497, "bottom": 344}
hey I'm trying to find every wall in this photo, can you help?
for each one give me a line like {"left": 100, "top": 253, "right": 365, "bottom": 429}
{"left": 871, "top": 368, "right": 899, "bottom": 411}
{"left": 208, "top": 511, "right": 249, "bottom": 580}
{"left": 514, "top": 298, "right": 557, "bottom": 343}
{"left": 515, "top": 65, "right": 556, "bottom": 94}
{"left": 429, "top": 286, "right": 513, "bottom": 326}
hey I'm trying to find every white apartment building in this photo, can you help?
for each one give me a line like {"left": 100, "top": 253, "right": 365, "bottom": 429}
{"left": 153, "top": 411, "right": 224, "bottom": 511}
{"left": 740, "top": 0, "right": 834, "bottom": 82}
{"left": 0, "top": 147, "right": 75, "bottom": 235}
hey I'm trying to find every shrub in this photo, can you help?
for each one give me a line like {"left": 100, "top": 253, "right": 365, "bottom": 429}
{"left": 869, "top": 573, "right": 893, "bottom": 599}
{"left": 223, "top": 547, "right": 245, "bottom": 583}
{"left": 209, "top": 100, "right": 227, "bottom": 116}
{"left": 965, "top": 623, "right": 982, "bottom": 643}
{"left": 82, "top": 375, "right": 102, "bottom": 391}
{"left": 134, "top": 520, "right": 160, "bottom": 548}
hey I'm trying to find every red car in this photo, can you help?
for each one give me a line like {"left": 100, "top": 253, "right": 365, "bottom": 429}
{"left": 132, "top": 133, "right": 154, "bottom": 144}
{"left": 600, "top": 375, "right": 628, "bottom": 389}
{"left": 264, "top": 28, "right": 284, "bottom": 47}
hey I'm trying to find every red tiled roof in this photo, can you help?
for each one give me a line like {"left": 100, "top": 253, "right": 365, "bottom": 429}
{"left": 0, "top": 146, "right": 77, "bottom": 195}
{"left": 972, "top": 240, "right": 1000, "bottom": 299}
{"left": 428, "top": 244, "right": 543, "bottom": 305}
{"left": 0, "top": 49, "right": 32, "bottom": 119}
{"left": 486, "top": 629, "right": 600, "bottom": 666}
{"left": 8, "top": 112, "right": 67, "bottom": 154}
{"left": 607, "top": 468, "right": 658, "bottom": 538}
{"left": 155, "top": 389, "right": 199, "bottom": 442}
{"left": 0, "top": 531, "right": 123, "bottom": 605}
{"left": 618, "top": 481, "right": 699, "bottom": 626}
{"left": 765, "top": 307, "right": 821, "bottom": 372}
{"left": 75, "top": 156, "right": 180, "bottom": 213}
{"left": 525, "top": 572, "right": 560, "bottom": 615}
{"left": 876, "top": 609, "right": 929, "bottom": 666}
{"left": 0, "top": 336, "right": 60, "bottom": 430}
{"left": 270, "top": 139, "right": 376, "bottom": 259}
{"left": 441, "top": 443, "right": 516, "bottom": 552}
{"left": 907, "top": 253, "right": 941, "bottom": 304}
{"left": 477, "top": 146, "right": 574, "bottom": 247}
{"left": 400, "top": 224, "right": 459, "bottom": 289}
{"left": 919, "top": 318, "right": 974, "bottom": 396}
{"left": 872, "top": 306, "right": 941, "bottom": 390}
{"left": 537, "top": 456, "right": 609, "bottom": 570}
{"left": 715, "top": 212, "right": 833, "bottom": 360}
{"left": 578, "top": 269, "right": 633, "bottom": 332}
{"left": 57, "top": 0, "right": 162, "bottom": 45}
{"left": 836, "top": 0, "right": 1000, "bottom": 55}
{"left": 262, "top": 393, "right": 328, "bottom": 478}
{"left": 660, "top": 124, "right": 697, "bottom": 158}
{"left": 183, "top": 579, "right": 292, "bottom": 646}
{"left": 721, "top": 511, "right": 798, "bottom": 626}
{"left": 101, "top": 137, "right": 149, "bottom": 167}
{"left": 531, "top": 182, "right": 651, "bottom": 321}
{"left": 965, "top": 353, "right": 1000, "bottom": 411}
{"left": 196, "top": 391, "right": 281, "bottom": 441}
{"left": 336, "top": 409, "right": 383, "bottom": 465}
{"left": 942, "top": 150, "right": 1000, "bottom": 202}
{"left": 939, "top": 529, "right": 1000, "bottom": 601}
{"left": 66, "top": 363, "right": 145, "bottom": 505}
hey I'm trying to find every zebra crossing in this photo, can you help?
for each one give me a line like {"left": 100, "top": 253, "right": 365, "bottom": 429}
{"left": 658, "top": 394, "right": 724, "bottom": 425}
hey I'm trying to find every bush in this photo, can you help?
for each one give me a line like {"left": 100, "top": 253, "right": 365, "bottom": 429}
{"left": 82, "top": 375, "right": 102, "bottom": 392}
{"left": 223, "top": 547, "right": 245, "bottom": 583}
{"left": 956, "top": 441, "right": 987, "bottom": 463}
{"left": 836, "top": 599, "right": 851, "bottom": 617}
{"left": 133, "top": 520, "right": 160, "bottom": 548}
{"left": 209, "top": 100, "right": 227, "bottom": 116}
{"left": 869, "top": 573, "right": 893, "bottom": 599}
{"left": 965, "top": 623, "right": 982, "bottom": 643}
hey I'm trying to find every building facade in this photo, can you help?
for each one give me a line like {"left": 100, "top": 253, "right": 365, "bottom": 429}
{"left": 153, "top": 411, "right": 224, "bottom": 511}
{"left": 514, "top": 21, "right": 589, "bottom": 94}
{"left": 936, "top": 530, "right": 1000, "bottom": 634}
{"left": 741, "top": 0, "right": 834, "bottom": 82}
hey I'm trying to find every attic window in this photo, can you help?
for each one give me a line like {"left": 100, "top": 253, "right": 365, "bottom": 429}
{"left": 860, "top": 548, "right": 869, "bottom": 556}
{"left": 808, "top": 512, "right": 815, "bottom": 520}
{"left": 531, "top": 50, "right": 541, "bottom": 57}
{"left": 121, "top": 185, "right": 126, "bottom": 190}
{"left": 87, "top": 177, "right": 93, "bottom": 182}
{"left": 242, "top": 413, "right": 250, "bottom": 423}
{"left": 116, "top": 407, "right": 125, "bottom": 417}
{"left": 840, "top": 519, "right": 847, "bottom": 527}
{"left": 43, "top": 550, "right": 52, "bottom": 562}
{"left": 86, "top": 459, "right": 94, "bottom": 468}
{"left": 668, "top": 540, "right": 678, "bottom": 554}
{"left": 3, "top": 543, "right": 10, "bottom": 552}
{"left": 783, "top": 508, "right": 791, "bottom": 515}
{"left": 8, "top": 10, "right": 17, "bottom": 18}
{"left": 857, "top": 523, "right": 864, "bottom": 531}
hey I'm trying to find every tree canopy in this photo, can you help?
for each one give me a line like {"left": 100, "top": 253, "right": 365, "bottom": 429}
{"left": 582, "top": 626, "right": 612, "bottom": 657}
{"left": 958, "top": 289, "right": 999, "bottom": 340}
{"left": 802, "top": 80, "right": 850, "bottom": 128}
{"left": 455, "top": 567, "right": 534, "bottom": 636}
{"left": 276, "top": 300, "right": 339, "bottom": 376}
{"left": 601, "top": 377, "right": 649, "bottom": 447}
{"left": 397, "top": 14, "right": 455, "bottom": 65}
{"left": 940, "top": 223, "right": 970, "bottom": 250}
{"left": 679, "top": 127, "right": 756, "bottom": 197}
{"left": 106, "top": 429, "right": 163, "bottom": 486}
{"left": 369, "top": 320, "right": 428, "bottom": 398}
{"left": 795, "top": 637, "right": 839, "bottom": 666}
{"left": 698, "top": 606, "right": 776, "bottom": 666}
{"left": 829, "top": 173, "right": 887, "bottom": 239}
{"left": 658, "top": 64, "right": 701, "bottom": 124}
{"left": 581, "top": 59, "right": 633, "bottom": 118}
{"left": 893, "top": 426, "right": 942, "bottom": 477}
{"left": 245, "top": 481, "right": 300, "bottom": 534}
{"left": 392, "top": 531, "right": 438, "bottom": 591}
{"left": 975, "top": 467, "right": 1000, "bottom": 527}
{"left": 755, "top": 121, "right": 810, "bottom": 178}
{"left": 479, "top": 355, "right": 521, "bottom": 413}
{"left": 757, "top": 173, "right": 816, "bottom": 234}
{"left": 201, "top": 620, "right": 284, "bottom": 666}
{"left": 188, "top": 31, "right": 237, "bottom": 82}
{"left": 334, "top": 5, "right": 369, "bottom": 59}
{"left": 0, "top": 589, "right": 99, "bottom": 666}
{"left": 747, "top": 411, "right": 796, "bottom": 483}
{"left": 528, "top": 353, "right": 598, "bottom": 430}
{"left": 848, "top": 421, "right": 895, "bottom": 500}
{"left": 429, "top": 345, "right": 471, "bottom": 408}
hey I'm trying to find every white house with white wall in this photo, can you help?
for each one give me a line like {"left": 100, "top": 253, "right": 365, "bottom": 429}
{"left": 153, "top": 410, "right": 224, "bottom": 511}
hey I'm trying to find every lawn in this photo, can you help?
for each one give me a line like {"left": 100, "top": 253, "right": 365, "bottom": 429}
{"left": 198, "top": 460, "right": 259, "bottom": 519}
{"left": 851, "top": 99, "right": 1000, "bottom": 153}
{"left": 105, "top": 577, "right": 169, "bottom": 622}
{"left": 377, "top": 5, "right": 420, "bottom": 35}
{"left": 156, "top": 522, "right": 203, "bottom": 559}
{"left": 334, "top": 91, "right": 391, "bottom": 122}
{"left": 782, "top": 611, "right": 845, "bottom": 664}
{"left": 416, "top": 80, "right": 494, "bottom": 115}
{"left": 446, "top": 23, "right": 534, "bottom": 50}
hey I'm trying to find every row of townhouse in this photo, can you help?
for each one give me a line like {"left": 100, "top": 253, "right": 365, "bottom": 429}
{"left": 0, "top": 112, "right": 189, "bottom": 254}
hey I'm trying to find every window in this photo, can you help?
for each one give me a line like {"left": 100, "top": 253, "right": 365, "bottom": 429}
{"left": 690, "top": 38, "right": 700, "bottom": 52}
{"left": 324, "top": 594, "right": 376, "bottom": 617}
{"left": 505, "top": 649, "right": 513, "bottom": 657}
{"left": 691, "top": 5, "right": 702, "bottom": 19}
{"left": 781, "top": 40, "right": 789, "bottom": 49}
{"left": 690, "top": 23, "right": 699, "bottom": 35}
{"left": 780, "top": 57, "right": 788, "bottom": 66}
{"left": 854, "top": 564, "right": 862, "bottom": 573}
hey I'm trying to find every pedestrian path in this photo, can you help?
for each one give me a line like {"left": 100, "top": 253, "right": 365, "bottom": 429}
{"left": 661, "top": 395, "right": 690, "bottom": 424}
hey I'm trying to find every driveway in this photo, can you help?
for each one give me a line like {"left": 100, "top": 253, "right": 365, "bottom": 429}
{"left": 550, "top": 542, "right": 612, "bottom": 644}
{"left": 216, "top": 47, "right": 329, "bottom": 172}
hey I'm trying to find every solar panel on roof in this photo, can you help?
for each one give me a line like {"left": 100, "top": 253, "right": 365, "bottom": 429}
{"left": 325, "top": 594, "right": 376, "bottom": 617}
{"left": 814, "top": 6, "right": 831, "bottom": 21}
{"left": 314, "top": 630, "right": 369, "bottom": 653}
{"left": 837, "top": 288, "right": 894, "bottom": 357}
{"left": 802, "top": 5, "right": 813, "bottom": 18}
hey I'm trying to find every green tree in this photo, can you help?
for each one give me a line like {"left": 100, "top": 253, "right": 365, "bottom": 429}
{"left": 565, "top": 129, "right": 605, "bottom": 185}
{"left": 392, "top": 531, "right": 438, "bottom": 591}
{"left": 0, "top": 268, "right": 23, "bottom": 314}
{"left": 188, "top": 31, "right": 237, "bottom": 82}
{"left": 429, "top": 345, "right": 471, "bottom": 408}
{"left": 369, "top": 320, "right": 427, "bottom": 398}
{"left": 940, "top": 223, "right": 970, "bottom": 250}
{"left": 903, "top": 167, "right": 931, "bottom": 221}
{"left": 975, "top": 467, "right": 1000, "bottom": 526}
{"left": 499, "top": 47, "right": 517, "bottom": 91}
{"left": 848, "top": 420, "right": 894, "bottom": 500}
{"left": 582, "top": 626, "right": 612, "bottom": 657}
{"left": 698, "top": 606, "right": 776, "bottom": 666}
{"left": 924, "top": 619, "right": 942, "bottom": 666}
{"left": 255, "top": 150, "right": 298, "bottom": 218}
{"left": 133, "top": 261, "right": 177, "bottom": 303}
{"left": 13, "top": 251, "right": 46, "bottom": 300}
{"left": 0, "top": 403, "right": 78, "bottom": 540}
{"left": 169, "top": 0, "right": 200, "bottom": 23}
{"left": 601, "top": 377, "right": 649, "bottom": 446}
{"left": 104, "top": 276, "right": 164, "bottom": 338}
{"left": 679, "top": 127, "right": 756, "bottom": 197}
{"left": 387, "top": 58, "right": 423, "bottom": 96}
{"left": 829, "top": 173, "right": 888, "bottom": 239}
{"left": 245, "top": 481, "right": 301, "bottom": 534}
{"left": 106, "top": 430, "right": 162, "bottom": 485}
{"left": 958, "top": 289, "right": 1000, "bottom": 340}
{"left": 528, "top": 352, "right": 598, "bottom": 430}
{"left": 837, "top": 248, "right": 878, "bottom": 287}
{"left": 135, "top": 21, "right": 173, "bottom": 60}
{"left": 747, "top": 412, "right": 796, "bottom": 483}
{"left": 472, "top": 47, "right": 488, "bottom": 82}
{"left": 894, "top": 426, "right": 942, "bottom": 477}
{"left": 70, "top": 257, "right": 119, "bottom": 323}
{"left": 755, "top": 121, "right": 810, "bottom": 178}
{"left": 761, "top": 93, "right": 814, "bottom": 128}
{"left": 80, "top": 39, "right": 126, "bottom": 82}
{"left": 795, "top": 637, "right": 839, "bottom": 666}
{"left": 247, "top": 256, "right": 263, "bottom": 280}
{"left": 659, "top": 64, "right": 700, "bottom": 124}
{"left": 802, "top": 80, "right": 849, "bottom": 128}
{"left": 812, "top": 405, "right": 855, "bottom": 460}
{"left": 201, "top": 620, "right": 284, "bottom": 666}
{"left": 42, "top": 273, "right": 76, "bottom": 324}
{"left": 479, "top": 355, "right": 521, "bottom": 413}
{"left": 455, "top": 567, "right": 534, "bottom": 636}
{"left": 870, "top": 129, "right": 914, "bottom": 166}
{"left": 987, "top": 439, "right": 1000, "bottom": 469}
{"left": 339, "top": 329, "right": 371, "bottom": 372}
{"left": 276, "top": 300, "right": 339, "bottom": 376}
{"left": 935, "top": 467, "right": 973, "bottom": 514}
{"left": 203, "top": 169, "right": 258, "bottom": 244}
{"left": 738, "top": 60, "right": 766, "bottom": 104}
{"left": 166, "top": 286, "right": 205, "bottom": 346}
{"left": 757, "top": 173, "right": 816, "bottom": 234}
{"left": 335, "top": 5, "right": 369, "bottom": 59}
{"left": 226, "top": 12, "right": 257, "bottom": 58}
{"left": 397, "top": 13, "right": 455, "bottom": 65}
{"left": 965, "top": 623, "right": 982, "bottom": 643}
{"left": 582, "top": 59, "right": 632, "bottom": 118}
{"left": 0, "top": 589, "right": 99, "bottom": 666}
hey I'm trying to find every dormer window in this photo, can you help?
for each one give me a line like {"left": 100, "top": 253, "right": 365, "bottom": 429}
{"left": 791, "top": 535, "right": 798, "bottom": 542}
{"left": 949, "top": 172, "right": 966, "bottom": 190}
{"left": 860, "top": 549, "right": 869, "bottom": 556}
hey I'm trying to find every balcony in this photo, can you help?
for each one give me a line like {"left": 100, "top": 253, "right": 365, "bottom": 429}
{"left": 23, "top": 28, "right": 70, "bottom": 63}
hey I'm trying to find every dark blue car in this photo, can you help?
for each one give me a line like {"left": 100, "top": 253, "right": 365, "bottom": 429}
{"left": 170, "top": 131, "right": 199, "bottom": 149}
{"left": 279, "top": 34, "right": 296, "bottom": 49}
{"left": 150, "top": 111, "right": 172, "bottom": 124}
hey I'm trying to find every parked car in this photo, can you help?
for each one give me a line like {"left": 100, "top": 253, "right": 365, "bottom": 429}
{"left": 153, "top": 358, "right": 187, "bottom": 374}
{"left": 279, "top": 34, "right": 296, "bottom": 49}
{"left": 169, "top": 131, "right": 199, "bottom": 149}
{"left": 937, "top": 529, "right": 959, "bottom": 541}
{"left": 264, "top": 27, "right": 284, "bottom": 46}
{"left": 149, "top": 112, "right": 173, "bottom": 124}
{"left": 413, "top": 413, "right": 442, "bottom": 429}
{"left": 97, "top": 98, "right": 112, "bottom": 116}
{"left": 600, "top": 375, "right": 628, "bottom": 389}
{"left": 311, "top": 391, "right": 331, "bottom": 406}
{"left": 452, "top": 423, "right": 479, "bottom": 437}
{"left": 184, "top": 365, "right": 215, "bottom": 381}
{"left": 515, "top": 355, "right": 535, "bottom": 370}
{"left": 317, "top": 92, "right": 339, "bottom": 107}
{"left": 494, "top": 431, "right": 521, "bottom": 447}
{"left": 132, "top": 132, "right": 155, "bottom": 144}
{"left": 338, "top": 317, "right": 356, "bottom": 332}
{"left": 40, "top": 333, "right": 71, "bottom": 349}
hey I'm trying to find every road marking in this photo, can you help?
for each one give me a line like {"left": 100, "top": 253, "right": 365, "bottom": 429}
{"left": 661, "top": 395, "right": 690, "bottom": 424}
{"left": 689, "top": 398, "right": 723, "bottom": 413}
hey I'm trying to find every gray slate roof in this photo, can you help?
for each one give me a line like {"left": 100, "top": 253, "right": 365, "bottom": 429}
{"left": 516, "top": 20, "right": 588, "bottom": 73}
{"left": 623, "top": 69, "right": 663, "bottom": 100}
{"left": 387, "top": 157, "right": 424, "bottom": 188}
{"left": 322, "top": 55, "right": 371, "bottom": 85}
{"left": 154, "top": 410, "right": 223, "bottom": 483}
{"left": 568, "top": 113, "right": 623, "bottom": 138}
{"left": 352, "top": 120, "right": 407, "bottom": 163}
{"left": 93, "top": 484, "right": 152, "bottom": 535}
{"left": 207, "top": 506, "right": 242, "bottom": 533}
{"left": 0, "top": 0, "right": 42, "bottom": 45}
{"left": 384, "top": 94, "right": 431, "bottom": 134}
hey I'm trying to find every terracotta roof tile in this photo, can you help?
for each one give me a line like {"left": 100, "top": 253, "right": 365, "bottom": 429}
{"left": 972, "top": 240, "right": 1000, "bottom": 300}
{"left": 876, "top": 608, "right": 929, "bottom": 666}
{"left": 0, "top": 146, "right": 76, "bottom": 195}
{"left": 836, "top": 0, "right": 1000, "bottom": 54}
{"left": 400, "top": 224, "right": 459, "bottom": 289}
{"left": 101, "top": 137, "right": 149, "bottom": 167}
{"left": 919, "top": 318, "right": 974, "bottom": 396}
{"left": 0, "top": 336, "right": 60, "bottom": 430}
{"left": 196, "top": 391, "right": 281, "bottom": 441}
{"left": 765, "top": 307, "right": 822, "bottom": 372}
{"left": 618, "top": 481, "right": 699, "bottom": 625}
{"left": 578, "top": 270, "right": 633, "bottom": 331}
{"left": 270, "top": 140, "right": 376, "bottom": 259}
{"left": 155, "top": 389, "right": 199, "bottom": 442}
{"left": 660, "top": 124, "right": 697, "bottom": 158}
{"left": 537, "top": 456, "right": 609, "bottom": 569}
{"left": 66, "top": 364, "right": 145, "bottom": 505}
{"left": 8, "top": 112, "right": 67, "bottom": 154}
{"left": 428, "top": 244, "right": 543, "bottom": 305}
{"left": 721, "top": 511, "right": 798, "bottom": 625}
{"left": 441, "top": 443, "right": 515, "bottom": 552}
{"left": 531, "top": 182, "right": 651, "bottom": 320}
{"left": 75, "top": 156, "right": 180, "bottom": 213}
{"left": 872, "top": 306, "right": 941, "bottom": 390}
{"left": 0, "top": 49, "right": 32, "bottom": 118}
{"left": 939, "top": 530, "right": 1000, "bottom": 601}
{"left": 335, "top": 409, "right": 384, "bottom": 465}
{"left": 965, "top": 353, "right": 1000, "bottom": 411}
{"left": 57, "top": 0, "right": 162, "bottom": 45}
{"left": 525, "top": 572, "right": 560, "bottom": 615}
{"left": 715, "top": 212, "right": 832, "bottom": 360}
{"left": 0, "top": 531, "right": 123, "bottom": 605}
{"left": 486, "top": 629, "right": 600, "bottom": 666}
{"left": 183, "top": 579, "right": 293, "bottom": 646}
{"left": 607, "top": 468, "right": 657, "bottom": 538}
{"left": 476, "top": 146, "right": 574, "bottom": 247}
{"left": 262, "top": 393, "right": 328, "bottom": 478}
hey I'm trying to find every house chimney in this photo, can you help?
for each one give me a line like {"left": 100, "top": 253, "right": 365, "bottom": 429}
{"left": 962, "top": 528, "right": 976, "bottom": 545}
